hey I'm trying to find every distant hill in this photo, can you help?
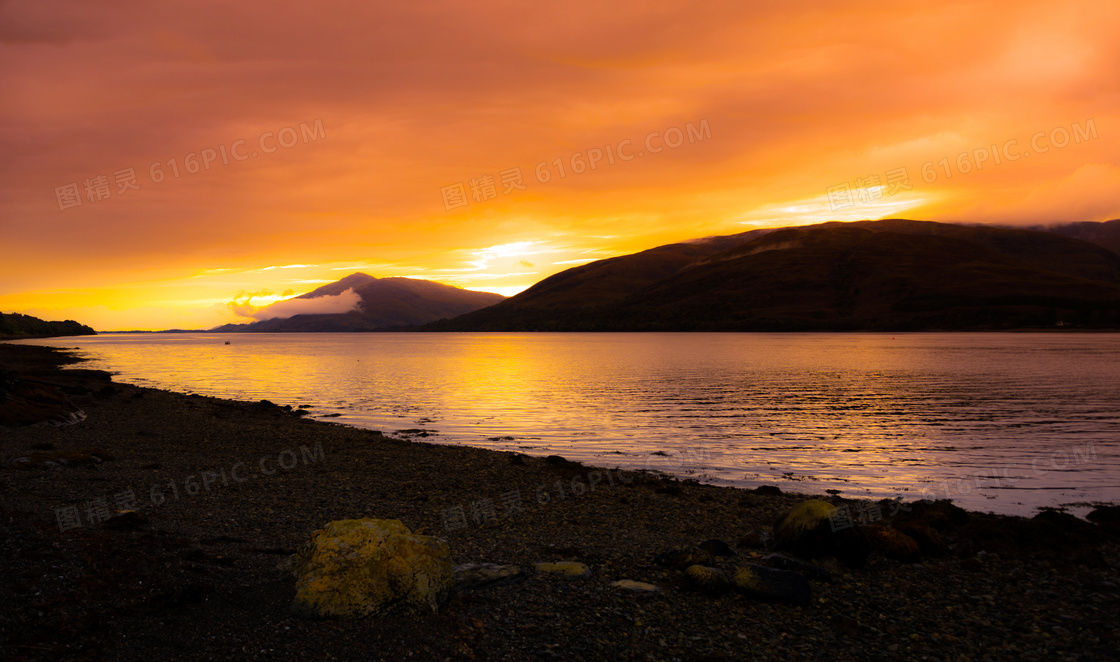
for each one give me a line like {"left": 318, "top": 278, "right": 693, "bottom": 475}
{"left": 0, "top": 312, "right": 96, "bottom": 340}
{"left": 426, "top": 220, "right": 1120, "bottom": 331}
{"left": 215, "top": 273, "right": 504, "bottom": 332}
{"left": 1041, "top": 219, "right": 1120, "bottom": 256}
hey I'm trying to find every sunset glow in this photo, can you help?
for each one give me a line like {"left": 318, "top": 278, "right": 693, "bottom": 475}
{"left": 2, "top": 0, "right": 1117, "bottom": 330}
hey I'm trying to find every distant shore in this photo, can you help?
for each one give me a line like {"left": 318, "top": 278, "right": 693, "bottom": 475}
{"left": 2, "top": 342, "right": 1118, "bottom": 660}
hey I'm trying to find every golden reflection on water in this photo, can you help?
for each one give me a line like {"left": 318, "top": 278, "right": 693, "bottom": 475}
{"left": 20, "top": 332, "right": 1120, "bottom": 515}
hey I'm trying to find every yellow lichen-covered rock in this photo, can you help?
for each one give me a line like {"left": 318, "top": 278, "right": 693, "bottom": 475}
{"left": 287, "top": 519, "right": 453, "bottom": 618}
{"left": 773, "top": 499, "right": 837, "bottom": 549}
{"left": 773, "top": 499, "right": 873, "bottom": 568}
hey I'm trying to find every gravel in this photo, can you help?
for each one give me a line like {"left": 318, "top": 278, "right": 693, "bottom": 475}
{"left": 2, "top": 343, "right": 1118, "bottom": 661}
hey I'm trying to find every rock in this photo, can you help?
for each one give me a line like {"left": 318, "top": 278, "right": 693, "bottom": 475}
{"left": 737, "top": 529, "right": 773, "bottom": 549}
{"left": 732, "top": 564, "right": 811, "bottom": 606}
{"left": 453, "top": 563, "right": 528, "bottom": 592}
{"left": 535, "top": 561, "right": 591, "bottom": 579}
{"left": 655, "top": 546, "right": 715, "bottom": 571}
{"left": 895, "top": 522, "right": 948, "bottom": 557}
{"left": 897, "top": 499, "right": 970, "bottom": 528}
{"left": 1033, "top": 509, "right": 1101, "bottom": 539}
{"left": 773, "top": 500, "right": 871, "bottom": 568}
{"left": 827, "top": 526, "right": 873, "bottom": 569}
{"left": 954, "top": 510, "right": 1107, "bottom": 567}
{"left": 683, "top": 565, "right": 730, "bottom": 595}
{"left": 544, "top": 455, "right": 586, "bottom": 477}
{"left": 698, "top": 539, "right": 736, "bottom": 557}
{"left": 611, "top": 579, "right": 660, "bottom": 593}
{"left": 760, "top": 553, "right": 832, "bottom": 582}
{"left": 773, "top": 499, "right": 837, "bottom": 548}
{"left": 9, "top": 448, "right": 112, "bottom": 470}
{"left": 754, "top": 485, "right": 783, "bottom": 496}
{"left": 0, "top": 379, "right": 85, "bottom": 427}
{"left": 1087, "top": 505, "right": 1120, "bottom": 537}
{"left": 286, "top": 518, "right": 453, "bottom": 618}
{"left": 865, "top": 526, "right": 921, "bottom": 561}
{"left": 1087, "top": 505, "right": 1120, "bottom": 526}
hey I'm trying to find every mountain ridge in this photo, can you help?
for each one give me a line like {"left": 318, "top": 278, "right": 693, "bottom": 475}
{"left": 425, "top": 219, "right": 1120, "bottom": 331}
{"left": 0, "top": 312, "right": 97, "bottom": 340}
{"left": 216, "top": 274, "right": 504, "bottom": 332}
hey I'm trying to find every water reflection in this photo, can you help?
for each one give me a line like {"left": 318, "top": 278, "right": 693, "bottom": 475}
{"left": 18, "top": 332, "right": 1120, "bottom": 515}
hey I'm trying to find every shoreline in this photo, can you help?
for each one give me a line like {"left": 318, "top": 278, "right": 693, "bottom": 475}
{"left": 13, "top": 332, "right": 1117, "bottom": 518}
{"left": 2, "top": 342, "right": 1119, "bottom": 660}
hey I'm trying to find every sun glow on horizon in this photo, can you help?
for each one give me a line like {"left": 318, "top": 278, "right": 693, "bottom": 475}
{"left": 1, "top": 1, "right": 1117, "bottom": 329}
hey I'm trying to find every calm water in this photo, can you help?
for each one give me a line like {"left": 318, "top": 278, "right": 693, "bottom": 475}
{"left": 16, "top": 332, "right": 1120, "bottom": 515}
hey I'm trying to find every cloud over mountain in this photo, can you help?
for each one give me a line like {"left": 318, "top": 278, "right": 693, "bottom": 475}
{"left": 229, "top": 288, "right": 361, "bottom": 321}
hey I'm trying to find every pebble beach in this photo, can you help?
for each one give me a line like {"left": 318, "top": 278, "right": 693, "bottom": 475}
{"left": 2, "top": 343, "right": 1119, "bottom": 661}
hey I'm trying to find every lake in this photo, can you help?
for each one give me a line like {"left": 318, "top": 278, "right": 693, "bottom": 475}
{"left": 17, "top": 332, "right": 1120, "bottom": 515}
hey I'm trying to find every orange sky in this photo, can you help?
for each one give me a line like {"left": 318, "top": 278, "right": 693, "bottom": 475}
{"left": 2, "top": 0, "right": 1118, "bottom": 330}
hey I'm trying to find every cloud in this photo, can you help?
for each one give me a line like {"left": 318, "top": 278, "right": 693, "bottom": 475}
{"left": 228, "top": 287, "right": 361, "bottom": 321}
{"left": 2, "top": 0, "right": 1118, "bottom": 330}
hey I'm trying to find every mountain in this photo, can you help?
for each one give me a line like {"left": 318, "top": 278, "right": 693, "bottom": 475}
{"left": 0, "top": 312, "right": 96, "bottom": 340}
{"left": 417, "top": 229, "right": 775, "bottom": 331}
{"left": 426, "top": 220, "right": 1120, "bottom": 331}
{"left": 1040, "top": 219, "right": 1120, "bottom": 256}
{"left": 215, "top": 273, "right": 504, "bottom": 332}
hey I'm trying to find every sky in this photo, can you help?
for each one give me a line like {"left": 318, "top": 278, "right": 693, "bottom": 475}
{"left": 2, "top": 0, "right": 1118, "bottom": 330}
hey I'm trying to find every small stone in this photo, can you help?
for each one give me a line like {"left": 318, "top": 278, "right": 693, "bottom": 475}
{"left": 535, "top": 561, "right": 591, "bottom": 579}
{"left": 732, "top": 564, "right": 811, "bottom": 606}
{"left": 655, "top": 545, "right": 715, "bottom": 570}
{"left": 737, "top": 529, "right": 768, "bottom": 549}
{"left": 698, "top": 539, "right": 737, "bottom": 557}
{"left": 761, "top": 553, "right": 832, "bottom": 582}
{"left": 611, "top": 579, "right": 660, "bottom": 593}
{"left": 454, "top": 563, "right": 528, "bottom": 591}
